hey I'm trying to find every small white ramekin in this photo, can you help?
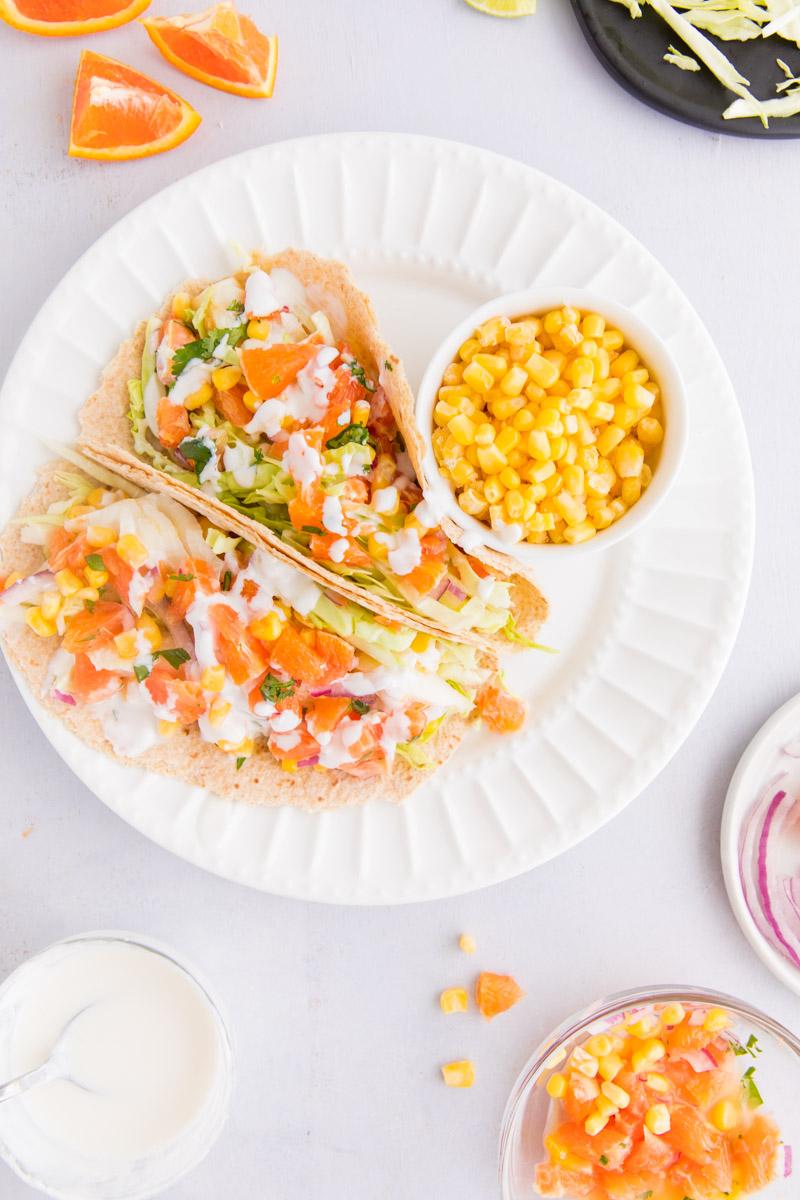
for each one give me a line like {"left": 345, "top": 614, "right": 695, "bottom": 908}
{"left": 415, "top": 288, "right": 689, "bottom": 563}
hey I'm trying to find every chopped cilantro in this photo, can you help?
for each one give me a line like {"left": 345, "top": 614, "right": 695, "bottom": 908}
{"left": 84, "top": 598, "right": 95, "bottom": 613}
{"left": 178, "top": 436, "right": 213, "bottom": 480}
{"left": 253, "top": 447, "right": 264, "bottom": 463}
{"left": 85, "top": 553, "right": 105, "bottom": 572}
{"left": 260, "top": 674, "right": 295, "bottom": 703}
{"left": 133, "top": 663, "right": 150, "bottom": 682}
{"left": 384, "top": 358, "right": 393, "bottom": 371}
{"left": 168, "top": 572, "right": 194, "bottom": 582}
{"left": 325, "top": 423, "right": 375, "bottom": 451}
{"left": 302, "top": 525, "right": 324, "bottom": 535}
{"left": 742, "top": 1066, "right": 763, "bottom": 1107}
{"left": 732, "top": 1033, "right": 762, "bottom": 1058}
{"left": 347, "top": 360, "right": 376, "bottom": 392}
{"left": 350, "top": 699, "right": 370, "bottom": 715}
{"left": 153, "top": 647, "right": 191, "bottom": 670}
{"left": 221, "top": 570, "right": 233, "bottom": 592}
{"left": 599, "top": 1154, "right": 609, "bottom": 1166}
{"left": 236, "top": 756, "right": 246, "bottom": 770}
{"left": 171, "top": 325, "right": 246, "bottom": 378}
{"left": 227, "top": 299, "right": 245, "bottom": 313}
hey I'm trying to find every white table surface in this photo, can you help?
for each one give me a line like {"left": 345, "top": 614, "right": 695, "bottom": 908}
{"left": 1, "top": 2, "right": 799, "bottom": 1197}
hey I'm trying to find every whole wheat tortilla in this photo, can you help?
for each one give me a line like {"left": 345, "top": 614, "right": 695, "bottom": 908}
{"left": 0, "top": 464, "right": 468, "bottom": 812}
{"left": 78, "top": 249, "right": 547, "bottom": 648}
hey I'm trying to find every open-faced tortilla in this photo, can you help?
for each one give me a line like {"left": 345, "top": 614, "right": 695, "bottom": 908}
{"left": 0, "top": 463, "right": 526, "bottom": 812}
{"left": 77, "top": 249, "right": 547, "bottom": 651}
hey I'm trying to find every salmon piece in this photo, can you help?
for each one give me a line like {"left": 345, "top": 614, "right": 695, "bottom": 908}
{"left": 268, "top": 728, "right": 319, "bottom": 763}
{"left": 62, "top": 601, "right": 129, "bottom": 653}
{"left": 307, "top": 696, "right": 352, "bottom": 734}
{"left": 308, "top": 533, "right": 371, "bottom": 568}
{"left": 667, "top": 1104, "right": 733, "bottom": 1193}
{"left": 404, "top": 557, "right": 447, "bottom": 596}
{"left": 144, "top": 661, "right": 206, "bottom": 726}
{"left": 666, "top": 1022, "right": 716, "bottom": 1054}
{"left": 269, "top": 624, "right": 327, "bottom": 686}
{"left": 475, "top": 680, "right": 527, "bottom": 734}
{"left": 553, "top": 1122, "right": 633, "bottom": 1172}
{"left": 287, "top": 484, "right": 326, "bottom": 532}
{"left": 733, "top": 1114, "right": 780, "bottom": 1191}
{"left": 625, "top": 1128, "right": 678, "bottom": 1174}
{"left": 215, "top": 386, "right": 252, "bottom": 428}
{"left": 475, "top": 972, "right": 524, "bottom": 1019}
{"left": 240, "top": 337, "right": 322, "bottom": 400}
{"left": 47, "top": 528, "right": 90, "bottom": 574}
{"left": 69, "top": 653, "right": 119, "bottom": 703}
{"left": 340, "top": 477, "right": 369, "bottom": 504}
{"left": 209, "top": 603, "right": 267, "bottom": 685}
{"left": 534, "top": 1162, "right": 597, "bottom": 1199}
{"left": 157, "top": 319, "right": 195, "bottom": 385}
{"left": 601, "top": 1171, "right": 660, "bottom": 1200}
{"left": 156, "top": 395, "right": 191, "bottom": 448}
{"left": 312, "top": 629, "right": 356, "bottom": 687}
{"left": 320, "top": 371, "right": 365, "bottom": 442}
{"left": 98, "top": 545, "right": 134, "bottom": 606}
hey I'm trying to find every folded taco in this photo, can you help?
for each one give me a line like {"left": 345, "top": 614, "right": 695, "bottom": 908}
{"left": 0, "top": 463, "right": 526, "bottom": 810}
{"left": 78, "top": 249, "right": 547, "bottom": 650}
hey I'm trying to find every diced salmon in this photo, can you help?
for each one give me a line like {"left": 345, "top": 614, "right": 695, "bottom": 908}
{"left": 69, "top": 653, "right": 120, "bottom": 703}
{"left": 157, "top": 319, "right": 195, "bottom": 386}
{"left": 47, "top": 528, "right": 90, "bottom": 574}
{"left": 307, "top": 696, "right": 352, "bottom": 734}
{"left": 601, "top": 1170, "right": 659, "bottom": 1200}
{"left": 475, "top": 972, "right": 524, "bottom": 1019}
{"left": 99, "top": 545, "right": 134, "bottom": 605}
{"left": 288, "top": 484, "right": 326, "bottom": 532}
{"left": 62, "top": 601, "right": 130, "bottom": 653}
{"left": 552, "top": 1122, "right": 633, "bottom": 1172}
{"left": 625, "top": 1129, "right": 678, "bottom": 1174}
{"left": 312, "top": 629, "right": 356, "bottom": 688}
{"left": 209, "top": 603, "right": 267, "bottom": 685}
{"left": 269, "top": 624, "right": 327, "bottom": 687}
{"left": 215, "top": 386, "right": 252, "bottom": 428}
{"left": 534, "top": 1162, "right": 597, "bottom": 1199}
{"left": 733, "top": 1114, "right": 780, "bottom": 1191}
{"left": 320, "top": 371, "right": 365, "bottom": 442}
{"left": 156, "top": 395, "right": 191, "bottom": 448}
{"left": 308, "top": 533, "right": 372, "bottom": 568}
{"left": 403, "top": 558, "right": 447, "bottom": 596}
{"left": 240, "top": 337, "right": 322, "bottom": 401}
{"left": 475, "top": 680, "right": 527, "bottom": 734}
{"left": 144, "top": 660, "right": 206, "bottom": 726}
{"left": 268, "top": 728, "right": 319, "bottom": 763}
{"left": 667, "top": 1104, "right": 733, "bottom": 1193}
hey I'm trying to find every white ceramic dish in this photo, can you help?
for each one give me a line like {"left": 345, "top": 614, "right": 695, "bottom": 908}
{"left": 415, "top": 287, "right": 689, "bottom": 563}
{"left": 721, "top": 693, "right": 800, "bottom": 998}
{"left": 0, "top": 133, "right": 753, "bottom": 903}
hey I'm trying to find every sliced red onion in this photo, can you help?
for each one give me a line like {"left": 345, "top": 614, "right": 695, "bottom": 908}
{"left": 783, "top": 876, "right": 800, "bottom": 924}
{"left": 0, "top": 570, "right": 55, "bottom": 607}
{"left": 309, "top": 687, "right": 334, "bottom": 698}
{"left": 784, "top": 1145, "right": 793, "bottom": 1178}
{"left": 322, "top": 590, "right": 346, "bottom": 607}
{"left": 741, "top": 786, "right": 800, "bottom": 970}
{"left": 297, "top": 755, "right": 319, "bottom": 768}
{"left": 51, "top": 689, "right": 77, "bottom": 706}
{"left": 430, "top": 577, "right": 468, "bottom": 605}
{"left": 675, "top": 1048, "right": 716, "bottom": 1072}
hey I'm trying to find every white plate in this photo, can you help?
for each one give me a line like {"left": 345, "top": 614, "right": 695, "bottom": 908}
{"left": 0, "top": 133, "right": 753, "bottom": 904}
{"left": 721, "top": 694, "right": 800, "bottom": 997}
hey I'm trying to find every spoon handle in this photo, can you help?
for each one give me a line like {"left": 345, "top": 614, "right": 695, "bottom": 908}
{"left": 0, "top": 1061, "right": 55, "bottom": 1104}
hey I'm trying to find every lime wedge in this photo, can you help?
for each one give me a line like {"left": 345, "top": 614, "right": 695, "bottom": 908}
{"left": 464, "top": 0, "right": 536, "bottom": 15}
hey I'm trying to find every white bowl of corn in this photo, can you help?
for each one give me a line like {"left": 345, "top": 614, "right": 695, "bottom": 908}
{"left": 416, "top": 289, "right": 688, "bottom": 559}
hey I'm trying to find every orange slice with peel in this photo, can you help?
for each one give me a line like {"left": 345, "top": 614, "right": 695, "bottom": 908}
{"left": 143, "top": 2, "right": 278, "bottom": 99}
{"left": 0, "top": 0, "right": 149, "bottom": 37}
{"left": 69, "top": 51, "right": 201, "bottom": 162}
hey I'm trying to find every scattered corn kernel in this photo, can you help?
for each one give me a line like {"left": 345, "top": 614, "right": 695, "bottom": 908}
{"left": 209, "top": 697, "right": 232, "bottom": 728}
{"left": 704, "top": 1007, "right": 731, "bottom": 1033}
{"left": 595, "top": 1094, "right": 619, "bottom": 1120}
{"left": 114, "top": 630, "right": 139, "bottom": 660}
{"left": 546, "top": 1073, "right": 568, "bottom": 1100}
{"left": 584, "top": 1112, "right": 609, "bottom": 1137}
{"left": 116, "top": 534, "right": 148, "bottom": 569}
{"left": 200, "top": 665, "right": 226, "bottom": 692}
{"left": 458, "top": 933, "right": 477, "bottom": 954}
{"left": 598, "top": 1054, "right": 624, "bottom": 1082}
{"left": 242, "top": 389, "right": 261, "bottom": 413}
{"left": 158, "top": 719, "right": 179, "bottom": 737}
{"left": 211, "top": 365, "right": 242, "bottom": 391}
{"left": 644, "top": 1104, "right": 671, "bottom": 1136}
{"left": 645, "top": 1072, "right": 671, "bottom": 1094}
{"left": 84, "top": 566, "right": 109, "bottom": 589}
{"left": 55, "top": 569, "right": 83, "bottom": 597}
{"left": 631, "top": 1039, "right": 666, "bottom": 1073}
{"left": 710, "top": 1100, "right": 740, "bottom": 1131}
{"left": 184, "top": 380, "right": 213, "bottom": 411}
{"left": 86, "top": 525, "right": 115, "bottom": 549}
{"left": 25, "top": 607, "right": 56, "bottom": 638}
{"left": 247, "top": 318, "right": 270, "bottom": 339}
{"left": 250, "top": 611, "right": 283, "bottom": 642}
{"left": 601, "top": 1081, "right": 630, "bottom": 1109}
{"left": 571, "top": 1046, "right": 599, "bottom": 1079}
{"left": 440, "top": 988, "right": 469, "bottom": 1015}
{"left": 441, "top": 1060, "right": 475, "bottom": 1088}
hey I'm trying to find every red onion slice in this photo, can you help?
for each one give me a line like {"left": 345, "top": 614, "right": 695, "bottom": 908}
{"left": 51, "top": 689, "right": 77, "bottom": 706}
{"left": 0, "top": 570, "right": 55, "bottom": 608}
{"left": 784, "top": 1145, "right": 794, "bottom": 1178}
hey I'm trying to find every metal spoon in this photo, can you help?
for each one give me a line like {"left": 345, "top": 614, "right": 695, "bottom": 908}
{"left": 0, "top": 1005, "right": 94, "bottom": 1104}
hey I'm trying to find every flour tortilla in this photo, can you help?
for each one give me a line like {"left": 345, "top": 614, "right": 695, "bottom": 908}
{"left": 78, "top": 249, "right": 547, "bottom": 648}
{"left": 0, "top": 464, "right": 469, "bottom": 812}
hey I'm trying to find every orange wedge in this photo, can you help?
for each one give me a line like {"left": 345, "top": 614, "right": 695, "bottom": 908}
{"left": 0, "top": 0, "right": 149, "bottom": 36}
{"left": 69, "top": 51, "right": 201, "bottom": 162}
{"left": 142, "top": 2, "right": 278, "bottom": 99}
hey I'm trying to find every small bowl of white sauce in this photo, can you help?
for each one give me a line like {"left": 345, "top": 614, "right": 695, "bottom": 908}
{"left": 0, "top": 931, "right": 233, "bottom": 1199}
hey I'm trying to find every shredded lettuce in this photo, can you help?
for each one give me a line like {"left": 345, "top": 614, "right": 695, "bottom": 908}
{"left": 664, "top": 43, "right": 702, "bottom": 67}
{"left": 396, "top": 716, "right": 447, "bottom": 769}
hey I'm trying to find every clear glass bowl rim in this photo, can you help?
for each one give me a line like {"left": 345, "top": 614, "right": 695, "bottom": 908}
{"left": 498, "top": 983, "right": 800, "bottom": 1198}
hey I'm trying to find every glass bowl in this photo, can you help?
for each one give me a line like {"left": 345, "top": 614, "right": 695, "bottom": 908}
{"left": 0, "top": 931, "right": 233, "bottom": 1200}
{"left": 499, "top": 985, "right": 800, "bottom": 1200}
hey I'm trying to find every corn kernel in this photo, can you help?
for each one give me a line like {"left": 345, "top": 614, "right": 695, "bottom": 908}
{"left": 586, "top": 1035, "right": 613, "bottom": 1059}
{"left": 435, "top": 401, "right": 457, "bottom": 426}
{"left": 451, "top": 459, "right": 476, "bottom": 487}
{"left": 598, "top": 1054, "right": 624, "bottom": 1082}
{"left": 549, "top": 436, "right": 568, "bottom": 462}
{"left": 543, "top": 310, "right": 563, "bottom": 335}
{"left": 525, "top": 429, "right": 551, "bottom": 462}
{"left": 710, "top": 1100, "right": 740, "bottom": 1132}
{"left": 660, "top": 1003, "right": 686, "bottom": 1027}
{"left": 587, "top": 399, "right": 615, "bottom": 423}
{"left": 476, "top": 316, "right": 509, "bottom": 347}
{"left": 546, "top": 1072, "right": 567, "bottom": 1100}
{"left": 511, "top": 408, "right": 536, "bottom": 432}
{"left": 601, "top": 1081, "right": 630, "bottom": 1109}
{"left": 624, "top": 383, "right": 654, "bottom": 414}
{"left": 442, "top": 363, "right": 464, "bottom": 385}
{"left": 201, "top": 665, "right": 226, "bottom": 692}
{"left": 458, "top": 933, "right": 477, "bottom": 954}
{"left": 368, "top": 532, "right": 390, "bottom": 560}
{"left": 621, "top": 479, "right": 641, "bottom": 507}
{"left": 536, "top": 408, "right": 564, "bottom": 436}
{"left": 474, "top": 423, "right": 496, "bottom": 447}
{"left": 611, "top": 349, "right": 639, "bottom": 378}
{"left": 137, "top": 612, "right": 162, "bottom": 652}
{"left": 571, "top": 1046, "right": 599, "bottom": 1078}
{"left": 39, "top": 591, "right": 62, "bottom": 621}
{"left": 645, "top": 1072, "right": 671, "bottom": 1094}
{"left": 554, "top": 493, "right": 587, "bottom": 527}
{"left": 449, "top": 414, "right": 477, "bottom": 446}
{"left": 67, "top": 505, "right": 94, "bottom": 520}
{"left": 184, "top": 380, "right": 213, "bottom": 411}
{"left": 495, "top": 428, "right": 520, "bottom": 457}
{"left": 526, "top": 352, "right": 560, "bottom": 389}
{"left": 476, "top": 444, "right": 507, "bottom": 475}
{"left": 243, "top": 390, "right": 261, "bottom": 413}
{"left": 596, "top": 1094, "right": 619, "bottom": 1120}
{"left": 504, "top": 490, "right": 525, "bottom": 521}
{"left": 209, "top": 697, "right": 232, "bottom": 728}
{"left": 484, "top": 477, "right": 506, "bottom": 506}
{"left": 352, "top": 400, "right": 371, "bottom": 425}
{"left": 116, "top": 534, "right": 148, "bottom": 568}
{"left": 596, "top": 424, "right": 626, "bottom": 457}
{"left": 498, "top": 365, "right": 527, "bottom": 397}
{"left": 250, "top": 611, "right": 283, "bottom": 642}
{"left": 280, "top": 758, "right": 297, "bottom": 772}
{"left": 507, "top": 318, "right": 541, "bottom": 344}
{"left": 644, "top": 1104, "right": 671, "bottom": 1136}
{"left": 439, "top": 988, "right": 469, "bottom": 1015}
{"left": 458, "top": 337, "right": 480, "bottom": 361}
{"left": 638, "top": 417, "right": 664, "bottom": 445}
{"left": 463, "top": 361, "right": 494, "bottom": 394}
{"left": 562, "top": 465, "right": 585, "bottom": 497}
{"left": 114, "top": 630, "right": 139, "bottom": 660}
{"left": 568, "top": 357, "right": 595, "bottom": 388}
{"left": 247, "top": 318, "right": 270, "bottom": 339}
{"left": 412, "top": 633, "right": 434, "bottom": 654}
{"left": 614, "top": 439, "right": 645, "bottom": 479}
{"left": 527, "top": 460, "right": 556, "bottom": 485}
{"left": 55, "top": 568, "right": 83, "bottom": 597}
{"left": 84, "top": 566, "right": 109, "bottom": 589}
{"left": 86, "top": 525, "right": 116, "bottom": 549}
{"left": 25, "top": 607, "right": 56, "bottom": 638}
{"left": 458, "top": 489, "right": 488, "bottom": 518}
{"left": 499, "top": 466, "right": 521, "bottom": 491}
{"left": 563, "top": 521, "right": 596, "bottom": 544}
{"left": 158, "top": 719, "right": 179, "bottom": 737}
{"left": 212, "top": 365, "right": 242, "bottom": 391}
{"left": 555, "top": 324, "right": 583, "bottom": 353}
{"left": 631, "top": 1039, "right": 666, "bottom": 1073}
{"left": 703, "top": 1007, "right": 731, "bottom": 1033}
{"left": 441, "top": 1060, "right": 475, "bottom": 1088}
{"left": 613, "top": 403, "right": 638, "bottom": 431}
{"left": 582, "top": 313, "right": 606, "bottom": 339}
{"left": 584, "top": 1112, "right": 609, "bottom": 1137}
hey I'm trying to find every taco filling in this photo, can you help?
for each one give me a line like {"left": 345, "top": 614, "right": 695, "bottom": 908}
{"left": 0, "top": 473, "right": 525, "bottom": 779}
{"left": 126, "top": 265, "right": 529, "bottom": 642}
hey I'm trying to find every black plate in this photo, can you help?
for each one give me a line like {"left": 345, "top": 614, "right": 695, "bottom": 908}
{"left": 571, "top": 0, "right": 800, "bottom": 138}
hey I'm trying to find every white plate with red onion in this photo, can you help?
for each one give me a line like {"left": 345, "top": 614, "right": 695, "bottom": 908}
{"left": 722, "top": 693, "right": 800, "bottom": 997}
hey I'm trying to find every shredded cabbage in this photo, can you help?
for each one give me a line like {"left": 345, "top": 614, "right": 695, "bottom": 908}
{"left": 664, "top": 42, "right": 702, "bottom": 66}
